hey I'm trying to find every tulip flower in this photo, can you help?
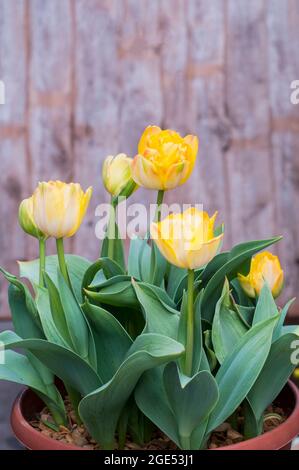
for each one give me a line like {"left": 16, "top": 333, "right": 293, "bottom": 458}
{"left": 238, "top": 251, "right": 284, "bottom": 298}
{"left": 151, "top": 207, "right": 223, "bottom": 377}
{"left": 150, "top": 208, "right": 223, "bottom": 270}
{"left": 132, "top": 126, "right": 198, "bottom": 191}
{"left": 102, "top": 154, "right": 137, "bottom": 261}
{"left": 32, "top": 181, "right": 92, "bottom": 239}
{"left": 32, "top": 181, "right": 92, "bottom": 286}
{"left": 102, "top": 153, "right": 137, "bottom": 199}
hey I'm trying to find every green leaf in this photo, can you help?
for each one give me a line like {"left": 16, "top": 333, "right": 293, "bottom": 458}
{"left": 85, "top": 275, "right": 138, "bottom": 309}
{"left": 79, "top": 333, "right": 184, "bottom": 449}
{"left": 7, "top": 283, "right": 66, "bottom": 423}
{"left": 139, "top": 242, "right": 152, "bottom": 283}
{"left": 8, "top": 284, "right": 42, "bottom": 340}
{"left": 247, "top": 333, "right": 298, "bottom": 420}
{"left": 132, "top": 281, "right": 179, "bottom": 339}
{"left": 0, "top": 349, "right": 65, "bottom": 420}
{"left": 101, "top": 221, "right": 125, "bottom": 271}
{"left": 243, "top": 399, "right": 263, "bottom": 439}
{"left": 252, "top": 282, "right": 279, "bottom": 326}
{"left": 1, "top": 267, "right": 41, "bottom": 330}
{"left": 203, "top": 330, "right": 218, "bottom": 372}
{"left": 135, "top": 367, "right": 180, "bottom": 446}
{"left": 167, "top": 265, "right": 187, "bottom": 301}
{"left": 212, "top": 280, "right": 247, "bottom": 364}
{"left": 82, "top": 301, "right": 132, "bottom": 382}
{"left": 272, "top": 298, "right": 296, "bottom": 341}
{"left": 200, "top": 237, "right": 282, "bottom": 322}
{"left": 0, "top": 330, "right": 101, "bottom": 396}
{"left": 81, "top": 257, "right": 125, "bottom": 295}
{"left": 163, "top": 363, "right": 219, "bottom": 449}
{"left": 43, "top": 273, "right": 74, "bottom": 347}
{"left": 234, "top": 304, "right": 255, "bottom": 328}
{"left": 128, "top": 237, "right": 144, "bottom": 279}
{"left": 57, "top": 270, "right": 96, "bottom": 367}
{"left": 36, "top": 286, "right": 70, "bottom": 348}
{"left": 19, "top": 255, "right": 91, "bottom": 303}
{"left": 207, "top": 315, "right": 278, "bottom": 432}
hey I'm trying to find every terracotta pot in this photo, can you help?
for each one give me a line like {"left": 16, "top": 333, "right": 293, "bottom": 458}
{"left": 11, "top": 380, "right": 299, "bottom": 451}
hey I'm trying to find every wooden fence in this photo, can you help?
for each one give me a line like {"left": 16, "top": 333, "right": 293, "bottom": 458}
{"left": 0, "top": 0, "right": 299, "bottom": 317}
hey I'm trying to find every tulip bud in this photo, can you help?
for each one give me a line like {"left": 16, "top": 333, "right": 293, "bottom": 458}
{"left": 19, "top": 196, "right": 46, "bottom": 239}
{"left": 132, "top": 126, "right": 198, "bottom": 190}
{"left": 102, "top": 153, "right": 137, "bottom": 198}
{"left": 238, "top": 251, "right": 284, "bottom": 298}
{"left": 32, "top": 181, "right": 92, "bottom": 239}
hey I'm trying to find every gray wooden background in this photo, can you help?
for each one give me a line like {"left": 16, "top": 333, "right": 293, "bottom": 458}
{"left": 0, "top": 0, "right": 299, "bottom": 317}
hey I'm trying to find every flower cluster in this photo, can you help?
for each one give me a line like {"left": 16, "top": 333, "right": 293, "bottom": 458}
{"left": 0, "top": 124, "right": 296, "bottom": 451}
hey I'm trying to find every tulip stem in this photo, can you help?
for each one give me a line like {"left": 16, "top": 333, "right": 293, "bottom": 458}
{"left": 107, "top": 198, "right": 116, "bottom": 260}
{"left": 155, "top": 190, "right": 164, "bottom": 222}
{"left": 39, "top": 239, "right": 46, "bottom": 287}
{"left": 185, "top": 269, "right": 195, "bottom": 377}
{"left": 56, "top": 238, "right": 71, "bottom": 288}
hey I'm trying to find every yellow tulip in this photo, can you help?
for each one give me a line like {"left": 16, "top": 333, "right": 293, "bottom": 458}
{"left": 102, "top": 153, "right": 136, "bottom": 197}
{"left": 32, "top": 181, "right": 92, "bottom": 239}
{"left": 19, "top": 196, "right": 47, "bottom": 240}
{"left": 132, "top": 126, "right": 198, "bottom": 190}
{"left": 238, "top": 251, "right": 284, "bottom": 298}
{"left": 150, "top": 208, "right": 223, "bottom": 269}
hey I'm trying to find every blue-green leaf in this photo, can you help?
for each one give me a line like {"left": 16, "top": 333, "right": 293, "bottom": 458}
{"left": 212, "top": 280, "right": 247, "bottom": 364}
{"left": 19, "top": 255, "right": 91, "bottom": 302}
{"left": 163, "top": 363, "right": 218, "bottom": 449}
{"left": 0, "top": 331, "right": 101, "bottom": 396}
{"left": 207, "top": 315, "right": 278, "bottom": 432}
{"left": 82, "top": 301, "right": 132, "bottom": 382}
{"left": 252, "top": 282, "right": 279, "bottom": 326}
{"left": 79, "top": 334, "right": 184, "bottom": 449}
{"left": 132, "top": 281, "right": 179, "bottom": 339}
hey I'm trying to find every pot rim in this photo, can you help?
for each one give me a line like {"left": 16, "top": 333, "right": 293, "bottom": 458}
{"left": 10, "top": 380, "right": 299, "bottom": 451}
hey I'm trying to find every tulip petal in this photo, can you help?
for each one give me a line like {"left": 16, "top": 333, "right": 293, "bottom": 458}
{"left": 186, "top": 233, "right": 224, "bottom": 270}
{"left": 272, "top": 270, "right": 284, "bottom": 298}
{"left": 150, "top": 222, "right": 186, "bottom": 268}
{"left": 132, "top": 154, "right": 164, "bottom": 190}
{"left": 181, "top": 135, "right": 198, "bottom": 183}
{"left": 138, "top": 125, "right": 161, "bottom": 154}
{"left": 164, "top": 162, "right": 187, "bottom": 189}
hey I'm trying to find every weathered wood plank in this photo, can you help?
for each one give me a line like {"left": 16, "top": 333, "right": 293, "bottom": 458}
{"left": 225, "top": 0, "right": 275, "bottom": 249}
{"left": 27, "top": 0, "right": 73, "bottom": 258}
{"left": 267, "top": 0, "right": 299, "bottom": 309}
{"left": 0, "top": 0, "right": 28, "bottom": 317}
{"left": 73, "top": 0, "right": 164, "bottom": 257}
{"left": 173, "top": 0, "right": 229, "bottom": 243}
{"left": 0, "top": 0, "right": 299, "bottom": 316}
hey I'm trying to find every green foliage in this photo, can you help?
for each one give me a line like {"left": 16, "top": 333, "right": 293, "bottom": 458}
{"left": 1, "top": 229, "right": 297, "bottom": 450}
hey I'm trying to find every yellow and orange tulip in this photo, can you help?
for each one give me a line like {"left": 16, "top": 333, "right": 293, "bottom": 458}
{"left": 238, "top": 251, "right": 284, "bottom": 298}
{"left": 150, "top": 207, "right": 223, "bottom": 269}
{"left": 32, "top": 181, "right": 92, "bottom": 239}
{"left": 132, "top": 126, "right": 198, "bottom": 190}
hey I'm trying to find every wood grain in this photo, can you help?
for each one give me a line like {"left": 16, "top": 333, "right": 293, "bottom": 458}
{"left": 0, "top": 0, "right": 299, "bottom": 316}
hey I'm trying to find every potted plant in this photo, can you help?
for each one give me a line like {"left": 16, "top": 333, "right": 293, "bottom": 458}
{"left": 1, "top": 125, "right": 299, "bottom": 451}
